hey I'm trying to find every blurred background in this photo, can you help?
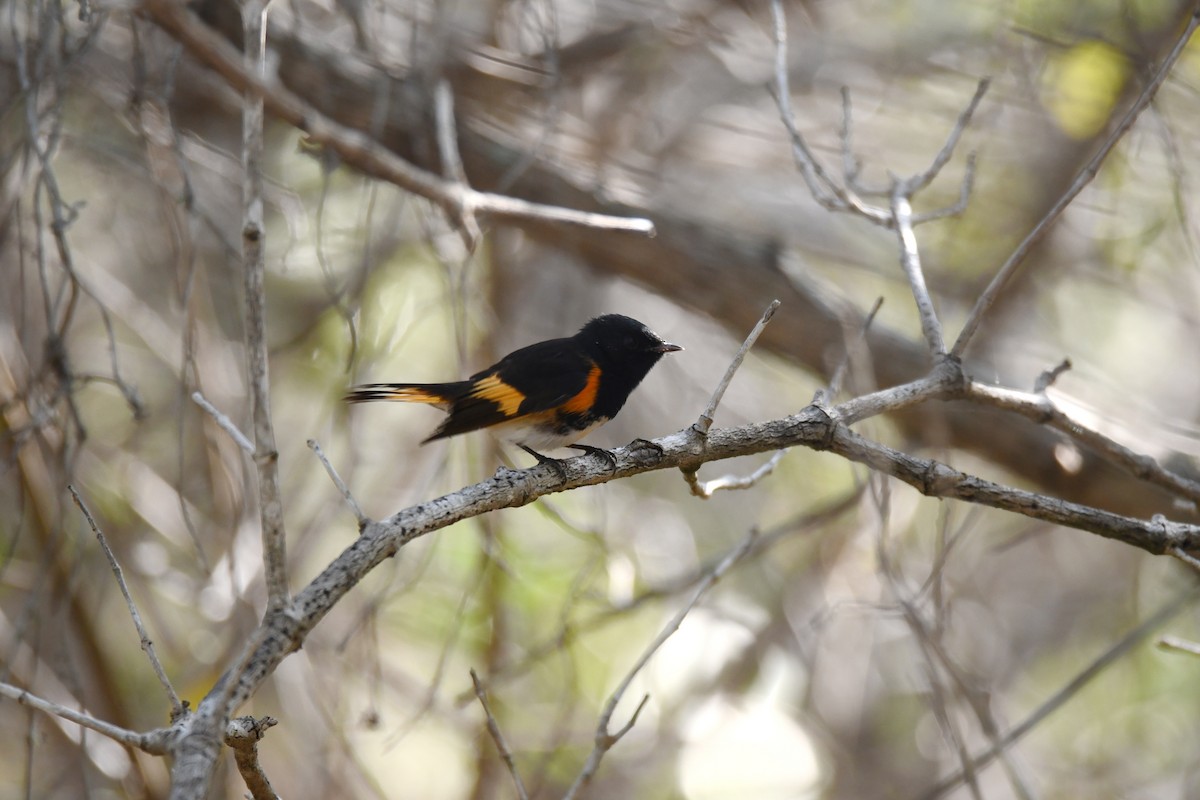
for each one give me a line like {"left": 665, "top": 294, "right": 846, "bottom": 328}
{"left": 4, "top": 0, "right": 1200, "bottom": 797}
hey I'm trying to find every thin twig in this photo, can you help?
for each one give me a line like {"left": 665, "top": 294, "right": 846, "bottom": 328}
{"left": 883, "top": 79, "right": 988, "bottom": 356}
{"left": 768, "top": 0, "right": 876, "bottom": 216}
{"left": 469, "top": 670, "right": 530, "bottom": 800}
{"left": 562, "top": 527, "right": 760, "bottom": 799}
{"left": 434, "top": 80, "right": 481, "bottom": 248}
{"left": 0, "top": 680, "right": 172, "bottom": 754}
{"left": 68, "top": 485, "right": 183, "bottom": 716}
{"left": 686, "top": 449, "right": 789, "bottom": 499}
{"left": 951, "top": 12, "right": 1200, "bottom": 358}
{"left": 307, "top": 439, "right": 367, "bottom": 526}
{"left": 1033, "top": 358, "right": 1072, "bottom": 393}
{"left": 1172, "top": 546, "right": 1200, "bottom": 573}
{"left": 683, "top": 300, "right": 782, "bottom": 496}
{"left": 691, "top": 299, "right": 781, "bottom": 437}
{"left": 890, "top": 189, "right": 945, "bottom": 355}
{"left": 913, "top": 153, "right": 978, "bottom": 224}
{"left": 191, "top": 391, "right": 254, "bottom": 455}
{"left": 905, "top": 78, "right": 990, "bottom": 195}
{"left": 461, "top": 489, "right": 865, "bottom": 701}
{"left": 434, "top": 80, "right": 469, "bottom": 187}
{"left": 822, "top": 296, "right": 884, "bottom": 402}
{"left": 876, "top": 512, "right": 1033, "bottom": 800}
{"left": 1158, "top": 635, "right": 1200, "bottom": 657}
{"left": 242, "top": 0, "right": 289, "bottom": 610}
{"left": 919, "top": 588, "right": 1199, "bottom": 799}
{"left": 839, "top": 88, "right": 886, "bottom": 199}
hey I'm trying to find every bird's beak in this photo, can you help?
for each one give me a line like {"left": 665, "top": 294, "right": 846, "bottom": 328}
{"left": 654, "top": 341, "right": 684, "bottom": 353}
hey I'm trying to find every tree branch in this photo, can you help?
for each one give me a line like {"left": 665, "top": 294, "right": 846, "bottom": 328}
{"left": 918, "top": 587, "right": 1200, "bottom": 799}
{"left": 68, "top": 485, "right": 183, "bottom": 717}
{"left": 241, "top": 0, "right": 289, "bottom": 611}
{"left": 140, "top": 0, "right": 656, "bottom": 236}
{"left": 951, "top": 6, "right": 1200, "bottom": 357}
{"left": 0, "top": 680, "right": 174, "bottom": 755}
{"left": 164, "top": 383, "right": 1200, "bottom": 790}
{"left": 226, "top": 715, "right": 280, "bottom": 800}
{"left": 563, "top": 526, "right": 760, "bottom": 799}
{"left": 469, "top": 670, "right": 530, "bottom": 800}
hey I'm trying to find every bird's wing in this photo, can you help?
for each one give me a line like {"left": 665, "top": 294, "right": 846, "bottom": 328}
{"left": 428, "top": 338, "right": 595, "bottom": 439}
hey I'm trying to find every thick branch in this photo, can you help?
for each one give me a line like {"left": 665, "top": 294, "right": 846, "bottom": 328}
{"left": 192, "top": 403, "right": 1200, "bottom": 719}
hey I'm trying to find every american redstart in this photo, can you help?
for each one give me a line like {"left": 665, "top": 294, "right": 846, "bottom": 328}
{"left": 346, "top": 314, "right": 682, "bottom": 466}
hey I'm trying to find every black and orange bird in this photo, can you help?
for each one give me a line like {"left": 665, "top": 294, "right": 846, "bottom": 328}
{"left": 345, "top": 314, "right": 682, "bottom": 466}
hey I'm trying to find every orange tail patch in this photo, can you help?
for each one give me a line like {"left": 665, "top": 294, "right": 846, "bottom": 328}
{"left": 345, "top": 383, "right": 460, "bottom": 408}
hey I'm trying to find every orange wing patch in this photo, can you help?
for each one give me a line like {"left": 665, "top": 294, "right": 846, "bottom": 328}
{"left": 561, "top": 364, "right": 601, "bottom": 414}
{"left": 470, "top": 374, "right": 527, "bottom": 417}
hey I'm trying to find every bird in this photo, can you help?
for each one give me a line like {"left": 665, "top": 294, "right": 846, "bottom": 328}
{"left": 345, "top": 314, "right": 683, "bottom": 469}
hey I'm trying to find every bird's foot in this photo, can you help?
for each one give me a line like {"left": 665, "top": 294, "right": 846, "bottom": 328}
{"left": 568, "top": 443, "right": 618, "bottom": 472}
{"left": 629, "top": 438, "right": 664, "bottom": 457}
{"left": 518, "top": 445, "right": 569, "bottom": 480}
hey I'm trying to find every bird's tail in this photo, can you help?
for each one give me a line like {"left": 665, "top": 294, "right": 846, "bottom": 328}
{"left": 344, "top": 382, "right": 469, "bottom": 409}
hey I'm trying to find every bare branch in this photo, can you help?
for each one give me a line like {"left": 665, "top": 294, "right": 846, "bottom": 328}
{"left": 226, "top": 715, "right": 280, "bottom": 800}
{"left": 905, "top": 78, "right": 990, "bottom": 195}
{"left": 562, "top": 527, "right": 761, "bottom": 799}
{"left": 190, "top": 391, "right": 254, "bottom": 455}
{"left": 876, "top": 511, "right": 1034, "bottom": 800}
{"left": 684, "top": 300, "right": 780, "bottom": 496}
{"left": 768, "top": 0, "right": 880, "bottom": 218}
{"left": 686, "top": 449, "right": 788, "bottom": 499}
{"left": 0, "top": 680, "right": 173, "bottom": 755}
{"left": 159, "top": 386, "right": 1200, "bottom": 786}
{"left": 140, "top": 0, "right": 655, "bottom": 236}
{"left": 241, "top": 0, "right": 289, "bottom": 611}
{"left": 464, "top": 489, "right": 865, "bottom": 700}
{"left": 951, "top": 11, "right": 1200, "bottom": 357}
{"left": 435, "top": 81, "right": 469, "bottom": 187}
{"left": 1032, "top": 358, "right": 1072, "bottom": 393}
{"left": 912, "top": 152, "right": 978, "bottom": 224}
{"left": 1172, "top": 546, "right": 1200, "bottom": 573}
{"left": 881, "top": 81, "right": 988, "bottom": 355}
{"left": 777, "top": 70, "right": 984, "bottom": 362}
{"left": 308, "top": 438, "right": 367, "bottom": 527}
{"left": 170, "top": 621, "right": 277, "bottom": 800}
{"left": 692, "top": 299, "right": 780, "bottom": 437}
{"left": 68, "top": 485, "right": 183, "bottom": 717}
{"left": 838, "top": 88, "right": 886, "bottom": 199}
{"left": 434, "top": 80, "right": 481, "bottom": 248}
{"left": 821, "top": 296, "right": 884, "bottom": 403}
{"left": 965, "top": 379, "right": 1200, "bottom": 508}
{"left": 1158, "top": 636, "right": 1200, "bottom": 657}
{"left": 919, "top": 588, "right": 1199, "bottom": 799}
{"left": 469, "top": 670, "right": 530, "bottom": 800}
{"left": 890, "top": 189, "right": 945, "bottom": 355}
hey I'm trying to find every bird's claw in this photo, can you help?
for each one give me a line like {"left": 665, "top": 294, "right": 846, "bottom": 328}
{"left": 629, "top": 438, "right": 664, "bottom": 457}
{"left": 568, "top": 443, "right": 618, "bottom": 472}
{"left": 518, "top": 445, "right": 569, "bottom": 480}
